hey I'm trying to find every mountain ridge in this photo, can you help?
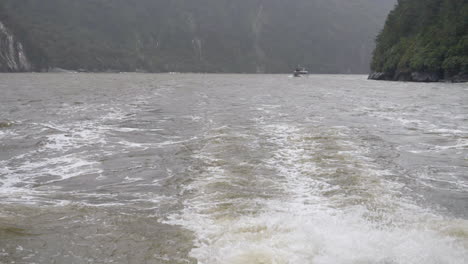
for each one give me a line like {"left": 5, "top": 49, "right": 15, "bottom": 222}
{"left": 0, "top": 0, "right": 395, "bottom": 73}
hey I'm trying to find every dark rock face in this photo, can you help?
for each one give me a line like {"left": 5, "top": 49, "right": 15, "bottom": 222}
{"left": 395, "top": 71, "right": 412, "bottom": 82}
{"left": 369, "top": 70, "right": 467, "bottom": 83}
{"left": 368, "top": 72, "right": 391, "bottom": 80}
{"left": 450, "top": 73, "right": 468, "bottom": 83}
{"left": 0, "top": 21, "right": 31, "bottom": 72}
{"left": 410, "top": 72, "right": 440, "bottom": 82}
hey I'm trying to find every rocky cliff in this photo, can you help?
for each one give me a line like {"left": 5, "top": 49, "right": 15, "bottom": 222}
{"left": 369, "top": 0, "right": 468, "bottom": 82}
{"left": 0, "top": 21, "right": 31, "bottom": 72}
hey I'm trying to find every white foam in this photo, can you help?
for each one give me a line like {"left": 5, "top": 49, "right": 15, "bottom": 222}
{"left": 415, "top": 167, "right": 468, "bottom": 191}
{"left": 1, "top": 154, "right": 102, "bottom": 187}
{"left": 168, "top": 120, "right": 468, "bottom": 263}
{"left": 434, "top": 139, "right": 468, "bottom": 150}
{"left": 41, "top": 120, "right": 108, "bottom": 152}
{"left": 123, "top": 176, "right": 144, "bottom": 183}
{"left": 116, "top": 140, "right": 149, "bottom": 149}
{"left": 428, "top": 128, "right": 466, "bottom": 135}
{"left": 173, "top": 207, "right": 467, "bottom": 264}
{"left": 111, "top": 127, "right": 163, "bottom": 132}
{"left": 187, "top": 115, "right": 203, "bottom": 121}
{"left": 408, "top": 139, "right": 468, "bottom": 153}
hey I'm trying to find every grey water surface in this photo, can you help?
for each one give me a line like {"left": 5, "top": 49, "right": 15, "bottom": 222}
{"left": 0, "top": 73, "right": 467, "bottom": 263}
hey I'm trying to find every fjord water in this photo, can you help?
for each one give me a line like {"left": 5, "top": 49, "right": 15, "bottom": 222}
{"left": 0, "top": 73, "right": 467, "bottom": 263}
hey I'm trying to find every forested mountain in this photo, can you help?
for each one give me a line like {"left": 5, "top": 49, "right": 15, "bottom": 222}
{"left": 0, "top": 0, "right": 395, "bottom": 73}
{"left": 370, "top": 0, "right": 468, "bottom": 82}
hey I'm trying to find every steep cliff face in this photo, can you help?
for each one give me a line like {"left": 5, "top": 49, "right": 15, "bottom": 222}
{"left": 369, "top": 0, "right": 468, "bottom": 82}
{"left": 0, "top": 21, "right": 31, "bottom": 72}
{"left": 1, "top": 0, "right": 395, "bottom": 73}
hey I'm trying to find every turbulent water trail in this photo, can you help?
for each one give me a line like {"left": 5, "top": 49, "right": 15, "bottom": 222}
{"left": 168, "top": 102, "right": 468, "bottom": 263}
{"left": 0, "top": 74, "right": 467, "bottom": 263}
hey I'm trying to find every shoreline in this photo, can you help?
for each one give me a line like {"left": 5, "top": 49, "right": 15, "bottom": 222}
{"left": 368, "top": 71, "right": 468, "bottom": 83}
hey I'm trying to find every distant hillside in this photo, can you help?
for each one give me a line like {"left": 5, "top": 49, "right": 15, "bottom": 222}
{"left": 0, "top": 0, "right": 395, "bottom": 73}
{"left": 370, "top": 0, "right": 468, "bottom": 82}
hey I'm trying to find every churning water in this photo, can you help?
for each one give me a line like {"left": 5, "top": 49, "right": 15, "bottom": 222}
{"left": 0, "top": 73, "right": 467, "bottom": 263}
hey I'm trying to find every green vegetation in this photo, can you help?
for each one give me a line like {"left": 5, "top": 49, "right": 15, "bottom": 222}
{"left": 0, "top": 0, "right": 394, "bottom": 73}
{"left": 371, "top": 0, "right": 468, "bottom": 81}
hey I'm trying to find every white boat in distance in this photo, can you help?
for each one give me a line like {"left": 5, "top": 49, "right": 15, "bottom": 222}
{"left": 293, "top": 66, "right": 308, "bottom": 77}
